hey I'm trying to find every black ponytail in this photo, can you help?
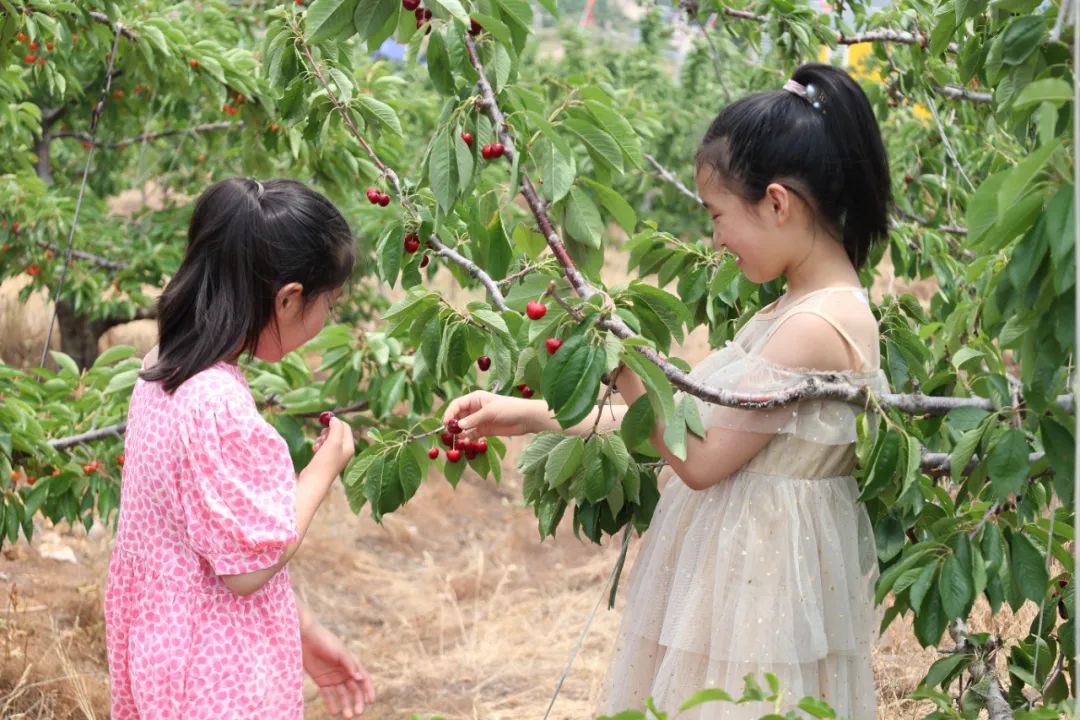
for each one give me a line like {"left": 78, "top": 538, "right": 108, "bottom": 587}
{"left": 142, "top": 178, "right": 356, "bottom": 393}
{"left": 695, "top": 63, "right": 891, "bottom": 268}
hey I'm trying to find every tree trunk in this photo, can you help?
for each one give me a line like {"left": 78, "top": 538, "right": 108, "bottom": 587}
{"left": 54, "top": 299, "right": 108, "bottom": 369}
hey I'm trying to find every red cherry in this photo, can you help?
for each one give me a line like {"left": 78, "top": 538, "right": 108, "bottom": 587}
{"left": 464, "top": 442, "right": 478, "bottom": 460}
{"left": 545, "top": 337, "right": 563, "bottom": 355}
{"left": 491, "top": 142, "right": 505, "bottom": 158}
{"left": 518, "top": 383, "right": 534, "bottom": 398}
{"left": 461, "top": 131, "right": 473, "bottom": 146}
{"left": 189, "top": 58, "right": 199, "bottom": 68}
{"left": 447, "top": 418, "right": 463, "bottom": 434}
{"left": 525, "top": 301, "right": 547, "bottom": 320}
{"left": 403, "top": 0, "right": 421, "bottom": 8}
{"left": 82, "top": 142, "right": 92, "bottom": 150}
{"left": 420, "top": 254, "right": 430, "bottom": 268}
{"left": 416, "top": 17, "right": 425, "bottom": 28}
{"left": 16, "top": 32, "right": 26, "bottom": 43}
{"left": 476, "top": 356, "right": 491, "bottom": 371}
{"left": 11, "top": 222, "right": 19, "bottom": 232}
{"left": 414, "top": 7, "right": 424, "bottom": 19}
{"left": 46, "top": 42, "right": 54, "bottom": 51}
{"left": 441, "top": 431, "right": 454, "bottom": 447}
{"left": 903, "top": 174, "right": 914, "bottom": 184}
{"left": 378, "top": 193, "right": 390, "bottom": 207}
{"left": 26, "top": 476, "right": 36, "bottom": 486}
{"left": 424, "top": 8, "right": 432, "bottom": 18}
{"left": 117, "top": 453, "right": 125, "bottom": 467}
{"left": 475, "top": 439, "right": 488, "bottom": 454}
{"left": 26, "top": 264, "right": 41, "bottom": 277}
{"left": 82, "top": 461, "right": 99, "bottom": 475}
{"left": 114, "top": 89, "right": 125, "bottom": 99}
{"left": 481, "top": 144, "right": 493, "bottom": 160}
{"left": 36, "top": 57, "right": 44, "bottom": 65}
{"left": 428, "top": 447, "right": 440, "bottom": 459}
{"left": 318, "top": 411, "right": 335, "bottom": 427}
{"left": 24, "top": 54, "right": 35, "bottom": 64}
{"left": 446, "top": 449, "right": 462, "bottom": 463}
{"left": 469, "top": 18, "right": 483, "bottom": 35}
{"left": 404, "top": 234, "right": 421, "bottom": 254}
{"left": 366, "top": 187, "right": 380, "bottom": 204}
{"left": 29, "top": 42, "right": 38, "bottom": 50}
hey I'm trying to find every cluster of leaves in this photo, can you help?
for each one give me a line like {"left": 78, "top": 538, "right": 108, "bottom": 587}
{"left": 0, "top": 347, "right": 134, "bottom": 543}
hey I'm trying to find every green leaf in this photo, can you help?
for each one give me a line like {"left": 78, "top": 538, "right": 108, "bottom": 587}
{"left": 356, "top": 95, "right": 402, "bottom": 136}
{"left": 306, "top": 0, "right": 359, "bottom": 43}
{"left": 564, "top": 187, "right": 603, "bottom": 248}
{"left": 49, "top": 351, "right": 80, "bottom": 380}
{"left": 1014, "top": 78, "right": 1073, "bottom": 109}
{"left": 796, "top": 696, "right": 838, "bottom": 718}
{"left": 353, "top": 0, "right": 399, "bottom": 39}
{"left": 940, "top": 542, "right": 975, "bottom": 619}
{"left": 923, "top": 652, "right": 970, "bottom": 688}
{"left": 621, "top": 395, "right": 655, "bottom": 452}
{"left": 910, "top": 561, "right": 939, "bottom": 614}
{"left": 914, "top": 590, "right": 946, "bottom": 647}
{"left": 1009, "top": 531, "right": 1049, "bottom": 605}
{"left": 678, "top": 689, "right": 734, "bottom": 711}
{"left": 377, "top": 226, "right": 404, "bottom": 287}
{"left": 1001, "top": 16, "right": 1046, "bottom": 66}
{"left": 585, "top": 100, "right": 643, "bottom": 170}
{"left": 537, "top": 494, "right": 567, "bottom": 538}
{"left": 519, "top": 432, "right": 564, "bottom": 473}
{"left": 398, "top": 446, "right": 423, "bottom": 504}
{"left": 621, "top": 344, "right": 675, "bottom": 427}
{"left": 986, "top": 428, "right": 1030, "bottom": 500}
{"left": 563, "top": 118, "right": 624, "bottom": 174}
{"left": 427, "top": 0, "right": 471, "bottom": 25}
{"left": 425, "top": 28, "right": 455, "bottom": 96}
{"left": 428, "top": 127, "right": 457, "bottom": 213}
{"left": 580, "top": 177, "right": 636, "bottom": 235}
{"left": 545, "top": 436, "right": 584, "bottom": 488}
{"left": 536, "top": 136, "right": 575, "bottom": 204}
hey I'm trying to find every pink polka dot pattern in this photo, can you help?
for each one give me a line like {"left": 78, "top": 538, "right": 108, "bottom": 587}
{"left": 105, "top": 361, "right": 303, "bottom": 719}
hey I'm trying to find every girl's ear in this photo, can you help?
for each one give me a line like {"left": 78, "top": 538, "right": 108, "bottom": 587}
{"left": 764, "top": 182, "right": 792, "bottom": 226}
{"left": 274, "top": 282, "right": 305, "bottom": 320}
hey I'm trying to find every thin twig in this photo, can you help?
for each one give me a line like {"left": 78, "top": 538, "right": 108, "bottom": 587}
{"left": 645, "top": 154, "right": 702, "bottom": 205}
{"left": 52, "top": 121, "right": 237, "bottom": 149}
{"left": 39, "top": 23, "right": 124, "bottom": 369}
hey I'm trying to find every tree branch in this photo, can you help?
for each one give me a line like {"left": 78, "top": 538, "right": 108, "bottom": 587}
{"left": 88, "top": 11, "right": 137, "bottom": 41}
{"left": 924, "top": 451, "right": 1047, "bottom": 477}
{"left": 52, "top": 121, "right": 237, "bottom": 149}
{"left": 297, "top": 37, "right": 508, "bottom": 311}
{"left": 464, "top": 34, "right": 1075, "bottom": 417}
{"left": 35, "top": 240, "right": 128, "bottom": 270}
{"left": 933, "top": 84, "right": 994, "bottom": 104}
{"left": 645, "top": 154, "right": 702, "bottom": 205}
{"left": 48, "top": 422, "right": 127, "bottom": 449}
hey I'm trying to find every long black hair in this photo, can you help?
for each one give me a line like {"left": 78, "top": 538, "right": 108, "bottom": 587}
{"left": 695, "top": 63, "right": 891, "bottom": 268}
{"left": 142, "top": 177, "right": 356, "bottom": 393}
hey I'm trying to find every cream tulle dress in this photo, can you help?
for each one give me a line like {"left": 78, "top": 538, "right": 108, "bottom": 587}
{"left": 601, "top": 286, "right": 889, "bottom": 720}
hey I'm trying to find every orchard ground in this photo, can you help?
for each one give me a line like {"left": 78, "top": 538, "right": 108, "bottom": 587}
{"left": 0, "top": 206, "right": 1032, "bottom": 718}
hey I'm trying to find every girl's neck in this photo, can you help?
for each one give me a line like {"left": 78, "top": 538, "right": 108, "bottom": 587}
{"left": 781, "top": 231, "right": 861, "bottom": 299}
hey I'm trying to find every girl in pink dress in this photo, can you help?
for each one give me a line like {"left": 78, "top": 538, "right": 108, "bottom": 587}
{"left": 105, "top": 177, "right": 375, "bottom": 719}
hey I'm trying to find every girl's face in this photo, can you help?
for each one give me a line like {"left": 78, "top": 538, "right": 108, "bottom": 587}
{"left": 695, "top": 167, "right": 802, "bottom": 285}
{"left": 255, "top": 284, "right": 342, "bottom": 362}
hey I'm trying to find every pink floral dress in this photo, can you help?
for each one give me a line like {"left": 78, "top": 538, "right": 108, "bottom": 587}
{"left": 105, "top": 360, "right": 303, "bottom": 719}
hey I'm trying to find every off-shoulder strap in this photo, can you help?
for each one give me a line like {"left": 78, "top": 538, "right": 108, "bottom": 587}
{"left": 759, "top": 290, "right": 871, "bottom": 372}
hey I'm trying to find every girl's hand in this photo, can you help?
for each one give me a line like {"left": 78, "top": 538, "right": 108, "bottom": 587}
{"left": 301, "top": 621, "right": 375, "bottom": 718}
{"left": 442, "top": 391, "right": 542, "bottom": 438}
{"left": 307, "top": 417, "right": 355, "bottom": 479}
